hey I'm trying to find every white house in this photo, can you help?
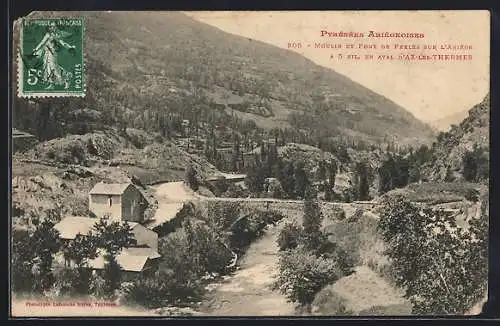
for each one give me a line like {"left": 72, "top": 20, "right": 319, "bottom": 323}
{"left": 89, "top": 182, "right": 148, "bottom": 223}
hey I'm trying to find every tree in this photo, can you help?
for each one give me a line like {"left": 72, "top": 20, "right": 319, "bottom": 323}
{"left": 205, "top": 201, "right": 242, "bottom": 245}
{"left": 379, "top": 154, "right": 410, "bottom": 194}
{"left": 185, "top": 165, "right": 199, "bottom": 191}
{"left": 273, "top": 248, "right": 342, "bottom": 313}
{"left": 294, "top": 161, "right": 310, "bottom": 199}
{"left": 279, "top": 162, "right": 296, "bottom": 198}
{"left": 268, "top": 180, "right": 285, "bottom": 199}
{"left": 160, "top": 217, "right": 232, "bottom": 287}
{"left": 60, "top": 232, "right": 99, "bottom": 294}
{"left": 378, "top": 156, "right": 395, "bottom": 194}
{"left": 102, "top": 253, "right": 122, "bottom": 297}
{"left": 265, "top": 144, "right": 279, "bottom": 177}
{"left": 300, "top": 187, "right": 327, "bottom": 252}
{"left": 355, "top": 161, "right": 370, "bottom": 201}
{"left": 92, "top": 218, "right": 136, "bottom": 257}
{"left": 245, "top": 164, "right": 266, "bottom": 194}
{"left": 231, "top": 134, "right": 241, "bottom": 172}
{"left": 11, "top": 229, "right": 36, "bottom": 292}
{"left": 408, "top": 163, "right": 421, "bottom": 183}
{"left": 317, "top": 160, "right": 326, "bottom": 181}
{"left": 62, "top": 232, "right": 99, "bottom": 268}
{"left": 91, "top": 218, "right": 136, "bottom": 295}
{"left": 463, "top": 145, "right": 489, "bottom": 182}
{"left": 462, "top": 151, "right": 477, "bottom": 182}
{"left": 444, "top": 166, "right": 454, "bottom": 182}
{"left": 378, "top": 196, "right": 487, "bottom": 315}
{"left": 328, "top": 160, "right": 338, "bottom": 190}
{"left": 184, "top": 219, "right": 232, "bottom": 274}
{"left": 394, "top": 157, "right": 409, "bottom": 188}
{"left": 30, "top": 219, "right": 61, "bottom": 292}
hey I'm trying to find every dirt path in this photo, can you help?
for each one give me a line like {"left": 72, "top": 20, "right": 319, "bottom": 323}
{"left": 198, "top": 219, "right": 296, "bottom": 316}
{"left": 154, "top": 181, "right": 197, "bottom": 203}
{"left": 146, "top": 182, "right": 197, "bottom": 228}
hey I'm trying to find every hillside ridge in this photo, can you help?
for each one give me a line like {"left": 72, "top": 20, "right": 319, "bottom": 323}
{"left": 14, "top": 11, "right": 434, "bottom": 146}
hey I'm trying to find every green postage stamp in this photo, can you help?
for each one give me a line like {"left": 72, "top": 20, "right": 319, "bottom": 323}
{"left": 17, "top": 17, "right": 85, "bottom": 97}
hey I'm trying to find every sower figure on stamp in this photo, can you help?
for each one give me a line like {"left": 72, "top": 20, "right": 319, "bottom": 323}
{"left": 30, "top": 22, "right": 76, "bottom": 90}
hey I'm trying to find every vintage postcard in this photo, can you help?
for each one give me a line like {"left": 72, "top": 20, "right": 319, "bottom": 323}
{"left": 10, "top": 11, "right": 490, "bottom": 317}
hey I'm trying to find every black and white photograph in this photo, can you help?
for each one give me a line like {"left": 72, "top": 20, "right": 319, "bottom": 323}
{"left": 10, "top": 10, "right": 490, "bottom": 317}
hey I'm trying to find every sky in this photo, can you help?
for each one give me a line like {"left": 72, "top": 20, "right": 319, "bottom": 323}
{"left": 185, "top": 11, "right": 490, "bottom": 123}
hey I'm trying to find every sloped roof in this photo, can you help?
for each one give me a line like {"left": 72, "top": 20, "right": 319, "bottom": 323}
{"left": 87, "top": 251, "right": 150, "bottom": 272}
{"left": 54, "top": 216, "right": 97, "bottom": 240}
{"left": 89, "top": 182, "right": 132, "bottom": 195}
{"left": 122, "top": 247, "right": 161, "bottom": 259}
{"left": 54, "top": 216, "right": 139, "bottom": 240}
{"left": 206, "top": 173, "right": 247, "bottom": 182}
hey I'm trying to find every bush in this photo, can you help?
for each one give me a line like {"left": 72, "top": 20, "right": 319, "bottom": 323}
{"left": 185, "top": 165, "right": 199, "bottom": 191}
{"left": 160, "top": 219, "right": 232, "bottom": 280}
{"left": 348, "top": 208, "right": 364, "bottom": 223}
{"left": 222, "top": 183, "right": 249, "bottom": 198}
{"left": 68, "top": 143, "right": 86, "bottom": 164}
{"left": 277, "top": 222, "right": 302, "bottom": 251}
{"left": 331, "top": 206, "right": 346, "bottom": 220}
{"left": 89, "top": 271, "right": 107, "bottom": 298}
{"left": 312, "top": 287, "right": 354, "bottom": 316}
{"left": 273, "top": 247, "right": 344, "bottom": 313}
{"left": 268, "top": 181, "right": 285, "bottom": 199}
{"left": 367, "top": 257, "right": 397, "bottom": 286}
{"left": 45, "top": 149, "right": 56, "bottom": 160}
{"left": 465, "top": 188, "right": 480, "bottom": 202}
{"left": 124, "top": 269, "right": 202, "bottom": 308}
{"left": 231, "top": 209, "right": 284, "bottom": 253}
{"left": 51, "top": 267, "right": 93, "bottom": 296}
{"left": 341, "top": 186, "right": 356, "bottom": 203}
{"left": 209, "top": 178, "right": 230, "bottom": 196}
{"left": 52, "top": 267, "right": 81, "bottom": 296}
{"left": 328, "top": 246, "right": 356, "bottom": 276}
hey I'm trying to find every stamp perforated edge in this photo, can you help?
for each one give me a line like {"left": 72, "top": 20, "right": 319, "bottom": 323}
{"left": 16, "top": 16, "right": 87, "bottom": 99}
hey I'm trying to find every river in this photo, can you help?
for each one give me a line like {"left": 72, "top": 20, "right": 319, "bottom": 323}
{"left": 197, "top": 218, "right": 297, "bottom": 316}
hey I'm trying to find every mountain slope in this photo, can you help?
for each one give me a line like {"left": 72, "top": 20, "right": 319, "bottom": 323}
{"left": 14, "top": 11, "right": 434, "bottom": 146}
{"left": 430, "top": 110, "right": 470, "bottom": 132}
{"left": 422, "top": 93, "right": 489, "bottom": 182}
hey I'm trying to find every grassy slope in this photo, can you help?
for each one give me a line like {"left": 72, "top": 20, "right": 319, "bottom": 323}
{"left": 313, "top": 210, "right": 411, "bottom": 315}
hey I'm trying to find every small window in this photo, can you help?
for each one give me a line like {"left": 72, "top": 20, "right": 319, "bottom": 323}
{"left": 108, "top": 195, "right": 112, "bottom": 207}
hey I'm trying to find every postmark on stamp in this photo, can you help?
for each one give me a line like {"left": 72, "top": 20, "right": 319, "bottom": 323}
{"left": 17, "top": 17, "right": 85, "bottom": 97}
